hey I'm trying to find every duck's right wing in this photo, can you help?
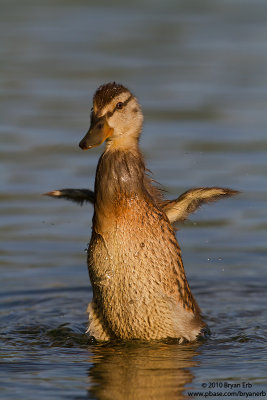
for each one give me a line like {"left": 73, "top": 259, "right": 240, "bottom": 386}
{"left": 43, "top": 188, "right": 95, "bottom": 205}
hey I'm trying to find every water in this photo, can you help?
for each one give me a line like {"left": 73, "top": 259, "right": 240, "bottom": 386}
{"left": 1, "top": 0, "right": 267, "bottom": 398}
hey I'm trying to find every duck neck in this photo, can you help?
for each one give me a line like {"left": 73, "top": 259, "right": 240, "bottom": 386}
{"left": 95, "top": 146, "right": 145, "bottom": 200}
{"left": 93, "top": 146, "right": 147, "bottom": 233}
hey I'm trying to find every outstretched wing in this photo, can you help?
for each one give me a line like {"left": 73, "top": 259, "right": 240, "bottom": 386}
{"left": 162, "top": 187, "right": 239, "bottom": 223}
{"left": 44, "top": 186, "right": 239, "bottom": 224}
{"left": 44, "top": 188, "right": 95, "bottom": 205}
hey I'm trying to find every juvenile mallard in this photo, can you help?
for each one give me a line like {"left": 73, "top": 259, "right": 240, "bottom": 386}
{"left": 46, "top": 82, "right": 238, "bottom": 342}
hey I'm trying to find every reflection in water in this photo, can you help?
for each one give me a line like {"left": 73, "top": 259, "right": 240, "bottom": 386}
{"left": 87, "top": 342, "right": 200, "bottom": 400}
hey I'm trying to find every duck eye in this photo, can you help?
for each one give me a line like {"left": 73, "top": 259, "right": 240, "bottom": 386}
{"left": 116, "top": 102, "right": 123, "bottom": 109}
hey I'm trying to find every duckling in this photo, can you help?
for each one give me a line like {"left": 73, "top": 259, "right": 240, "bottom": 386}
{"left": 46, "top": 82, "right": 238, "bottom": 342}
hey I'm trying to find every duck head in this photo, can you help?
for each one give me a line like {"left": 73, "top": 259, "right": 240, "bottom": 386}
{"left": 79, "top": 82, "right": 144, "bottom": 150}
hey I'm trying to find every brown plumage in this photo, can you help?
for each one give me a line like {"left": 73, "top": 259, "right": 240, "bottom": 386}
{"left": 45, "top": 82, "right": 239, "bottom": 342}
{"left": 93, "top": 82, "right": 128, "bottom": 110}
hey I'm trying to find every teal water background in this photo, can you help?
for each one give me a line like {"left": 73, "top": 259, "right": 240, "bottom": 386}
{"left": 1, "top": 1, "right": 267, "bottom": 399}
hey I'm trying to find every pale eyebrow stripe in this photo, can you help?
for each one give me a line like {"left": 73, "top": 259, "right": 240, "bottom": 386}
{"left": 91, "top": 95, "right": 134, "bottom": 126}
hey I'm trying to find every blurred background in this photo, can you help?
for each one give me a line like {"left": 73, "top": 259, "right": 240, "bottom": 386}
{"left": 1, "top": 0, "right": 267, "bottom": 399}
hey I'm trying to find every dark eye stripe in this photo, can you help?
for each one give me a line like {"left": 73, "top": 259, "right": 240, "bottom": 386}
{"left": 91, "top": 95, "right": 134, "bottom": 126}
{"left": 106, "top": 95, "right": 133, "bottom": 118}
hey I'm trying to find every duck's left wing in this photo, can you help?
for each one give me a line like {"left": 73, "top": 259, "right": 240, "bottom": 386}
{"left": 162, "top": 187, "right": 239, "bottom": 224}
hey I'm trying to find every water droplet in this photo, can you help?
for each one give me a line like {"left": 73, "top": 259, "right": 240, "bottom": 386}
{"left": 84, "top": 242, "right": 90, "bottom": 252}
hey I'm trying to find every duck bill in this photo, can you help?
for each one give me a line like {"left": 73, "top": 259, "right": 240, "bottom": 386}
{"left": 79, "top": 119, "right": 114, "bottom": 150}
